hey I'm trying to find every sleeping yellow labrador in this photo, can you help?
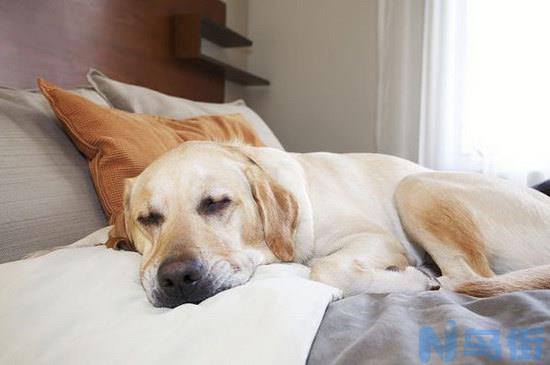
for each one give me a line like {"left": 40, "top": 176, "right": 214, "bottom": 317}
{"left": 106, "top": 141, "right": 550, "bottom": 308}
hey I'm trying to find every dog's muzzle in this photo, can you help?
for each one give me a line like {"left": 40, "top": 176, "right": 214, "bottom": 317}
{"left": 155, "top": 257, "right": 215, "bottom": 307}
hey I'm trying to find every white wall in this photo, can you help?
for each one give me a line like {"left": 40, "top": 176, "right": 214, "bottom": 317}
{"left": 242, "top": 0, "right": 379, "bottom": 152}
{"left": 221, "top": 0, "right": 250, "bottom": 101}
{"left": 223, "top": 0, "right": 379, "bottom": 153}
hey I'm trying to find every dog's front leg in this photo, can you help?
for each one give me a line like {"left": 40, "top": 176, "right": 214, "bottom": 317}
{"left": 308, "top": 232, "right": 440, "bottom": 296}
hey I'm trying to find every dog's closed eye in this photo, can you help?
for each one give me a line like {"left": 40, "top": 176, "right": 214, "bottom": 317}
{"left": 198, "top": 196, "right": 232, "bottom": 215}
{"left": 137, "top": 211, "right": 165, "bottom": 226}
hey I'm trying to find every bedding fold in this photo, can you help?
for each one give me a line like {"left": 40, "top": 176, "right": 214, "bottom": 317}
{"left": 308, "top": 289, "right": 550, "bottom": 365}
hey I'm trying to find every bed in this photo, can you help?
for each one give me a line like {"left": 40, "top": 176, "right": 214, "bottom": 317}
{"left": 1, "top": 1, "right": 549, "bottom": 364}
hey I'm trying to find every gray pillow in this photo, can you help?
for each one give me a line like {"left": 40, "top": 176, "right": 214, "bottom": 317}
{"left": 87, "top": 69, "right": 284, "bottom": 150}
{"left": 0, "top": 86, "right": 108, "bottom": 263}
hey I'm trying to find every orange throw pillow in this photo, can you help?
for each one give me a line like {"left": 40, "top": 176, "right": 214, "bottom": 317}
{"left": 37, "top": 79, "right": 264, "bottom": 222}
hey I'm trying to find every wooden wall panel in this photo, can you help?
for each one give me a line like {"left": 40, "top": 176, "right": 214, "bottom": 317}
{"left": 0, "top": 0, "right": 226, "bottom": 102}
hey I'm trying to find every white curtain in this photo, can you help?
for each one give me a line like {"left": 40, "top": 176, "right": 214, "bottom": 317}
{"left": 418, "top": 0, "right": 467, "bottom": 171}
{"left": 376, "top": 0, "right": 425, "bottom": 162}
{"left": 377, "top": 0, "right": 550, "bottom": 186}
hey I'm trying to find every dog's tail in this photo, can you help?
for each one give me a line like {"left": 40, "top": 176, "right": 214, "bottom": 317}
{"left": 454, "top": 265, "right": 550, "bottom": 297}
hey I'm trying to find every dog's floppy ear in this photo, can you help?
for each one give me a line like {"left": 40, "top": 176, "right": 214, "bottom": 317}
{"left": 105, "top": 178, "right": 136, "bottom": 252}
{"left": 246, "top": 165, "right": 298, "bottom": 261}
{"left": 105, "top": 212, "right": 135, "bottom": 251}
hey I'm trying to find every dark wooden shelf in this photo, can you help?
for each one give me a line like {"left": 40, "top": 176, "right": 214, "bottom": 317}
{"left": 173, "top": 14, "right": 269, "bottom": 86}
{"left": 199, "top": 54, "right": 269, "bottom": 85}
{"left": 201, "top": 18, "right": 252, "bottom": 48}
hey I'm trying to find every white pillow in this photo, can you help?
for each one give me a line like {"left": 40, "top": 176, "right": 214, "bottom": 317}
{"left": 0, "top": 228, "right": 339, "bottom": 365}
{"left": 87, "top": 69, "right": 284, "bottom": 150}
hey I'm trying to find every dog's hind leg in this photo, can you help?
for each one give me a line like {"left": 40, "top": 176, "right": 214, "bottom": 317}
{"left": 395, "top": 175, "right": 495, "bottom": 289}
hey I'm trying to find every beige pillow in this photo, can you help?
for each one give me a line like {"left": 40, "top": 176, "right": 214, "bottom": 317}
{"left": 0, "top": 85, "right": 107, "bottom": 262}
{"left": 87, "top": 69, "right": 284, "bottom": 150}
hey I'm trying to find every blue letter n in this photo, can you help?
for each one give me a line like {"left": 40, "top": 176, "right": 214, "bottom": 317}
{"left": 419, "top": 320, "right": 458, "bottom": 363}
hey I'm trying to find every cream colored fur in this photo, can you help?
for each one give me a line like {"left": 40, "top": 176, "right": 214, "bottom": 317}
{"left": 108, "top": 142, "right": 550, "bottom": 302}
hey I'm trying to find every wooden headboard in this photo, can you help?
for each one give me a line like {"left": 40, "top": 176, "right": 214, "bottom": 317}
{"left": 0, "top": 0, "right": 226, "bottom": 102}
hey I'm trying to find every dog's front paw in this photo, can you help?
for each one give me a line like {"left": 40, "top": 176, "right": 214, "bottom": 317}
{"left": 330, "top": 289, "right": 344, "bottom": 301}
{"left": 427, "top": 276, "right": 441, "bottom": 291}
{"left": 404, "top": 267, "right": 441, "bottom": 292}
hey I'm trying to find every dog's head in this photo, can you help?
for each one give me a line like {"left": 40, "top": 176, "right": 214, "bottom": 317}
{"left": 105, "top": 142, "right": 299, "bottom": 307}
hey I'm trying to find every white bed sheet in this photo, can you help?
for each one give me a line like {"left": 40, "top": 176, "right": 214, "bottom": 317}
{"left": 0, "top": 229, "right": 340, "bottom": 365}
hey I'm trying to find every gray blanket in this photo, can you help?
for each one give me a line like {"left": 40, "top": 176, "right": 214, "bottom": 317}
{"left": 308, "top": 289, "right": 550, "bottom": 365}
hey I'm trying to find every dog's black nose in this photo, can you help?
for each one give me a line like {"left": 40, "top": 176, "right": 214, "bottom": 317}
{"left": 158, "top": 258, "right": 202, "bottom": 288}
{"left": 157, "top": 258, "right": 208, "bottom": 307}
